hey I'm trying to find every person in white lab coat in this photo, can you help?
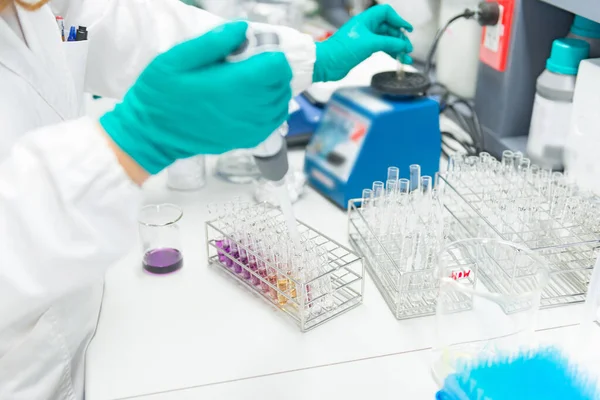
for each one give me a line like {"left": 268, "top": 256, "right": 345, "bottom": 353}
{"left": 0, "top": 0, "right": 413, "bottom": 398}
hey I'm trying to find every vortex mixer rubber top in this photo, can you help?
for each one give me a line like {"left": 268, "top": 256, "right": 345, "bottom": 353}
{"left": 371, "top": 71, "right": 431, "bottom": 96}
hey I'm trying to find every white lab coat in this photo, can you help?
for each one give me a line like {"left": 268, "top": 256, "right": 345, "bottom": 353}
{"left": 0, "top": 1, "right": 315, "bottom": 398}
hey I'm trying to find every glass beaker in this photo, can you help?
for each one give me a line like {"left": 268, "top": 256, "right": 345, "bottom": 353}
{"left": 215, "top": 150, "right": 261, "bottom": 184}
{"left": 138, "top": 204, "right": 184, "bottom": 274}
{"left": 167, "top": 155, "right": 206, "bottom": 191}
{"left": 431, "top": 238, "right": 549, "bottom": 386}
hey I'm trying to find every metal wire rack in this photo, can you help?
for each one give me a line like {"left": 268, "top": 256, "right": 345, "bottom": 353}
{"left": 206, "top": 206, "right": 364, "bottom": 332}
{"left": 441, "top": 152, "right": 600, "bottom": 308}
{"left": 348, "top": 198, "right": 442, "bottom": 319}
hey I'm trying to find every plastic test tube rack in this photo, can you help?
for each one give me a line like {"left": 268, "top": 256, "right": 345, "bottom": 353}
{"left": 441, "top": 151, "right": 600, "bottom": 308}
{"left": 205, "top": 202, "right": 364, "bottom": 332}
{"left": 348, "top": 165, "right": 449, "bottom": 319}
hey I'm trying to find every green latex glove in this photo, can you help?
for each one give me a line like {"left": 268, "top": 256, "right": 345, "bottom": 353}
{"left": 313, "top": 4, "right": 413, "bottom": 82}
{"left": 100, "top": 21, "right": 292, "bottom": 175}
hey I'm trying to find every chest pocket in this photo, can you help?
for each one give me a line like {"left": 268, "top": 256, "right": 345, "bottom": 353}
{"left": 62, "top": 40, "right": 89, "bottom": 118}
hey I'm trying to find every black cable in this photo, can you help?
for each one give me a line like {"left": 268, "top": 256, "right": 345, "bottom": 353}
{"left": 424, "top": 10, "right": 476, "bottom": 76}
{"left": 442, "top": 131, "right": 477, "bottom": 155}
{"left": 448, "top": 98, "right": 485, "bottom": 151}
{"left": 444, "top": 105, "right": 480, "bottom": 151}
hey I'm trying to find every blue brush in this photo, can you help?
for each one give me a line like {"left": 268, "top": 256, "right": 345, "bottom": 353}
{"left": 437, "top": 347, "right": 600, "bottom": 400}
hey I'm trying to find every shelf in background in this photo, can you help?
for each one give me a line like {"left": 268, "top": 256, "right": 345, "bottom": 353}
{"left": 540, "top": 0, "right": 600, "bottom": 23}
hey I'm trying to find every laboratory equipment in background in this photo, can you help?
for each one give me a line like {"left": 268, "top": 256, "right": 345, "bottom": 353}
{"left": 167, "top": 155, "right": 206, "bottom": 191}
{"left": 305, "top": 69, "right": 441, "bottom": 209}
{"left": 474, "top": 0, "right": 573, "bottom": 158}
{"left": 240, "top": 0, "right": 304, "bottom": 29}
{"left": 198, "top": 0, "right": 241, "bottom": 18}
{"left": 567, "top": 16, "right": 600, "bottom": 58}
{"left": 286, "top": 94, "right": 323, "bottom": 147}
{"left": 431, "top": 238, "right": 548, "bottom": 386}
{"left": 526, "top": 38, "right": 589, "bottom": 170}
{"left": 138, "top": 204, "right": 184, "bottom": 275}
{"left": 436, "top": 0, "right": 482, "bottom": 99}
{"left": 205, "top": 202, "right": 364, "bottom": 331}
{"left": 379, "top": 0, "right": 441, "bottom": 63}
{"left": 348, "top": 165, "right": 446, "bottom": 319}
{"left": 565, "top": 58, "right": 600, "bottom": 195}
{"left": 317, "top": 0, "right": 372, "bottom": 27}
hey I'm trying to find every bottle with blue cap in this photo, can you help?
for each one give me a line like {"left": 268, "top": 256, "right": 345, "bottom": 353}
{"left": 567, "top": 15, "right": 600, "bottom": 58}
{"left": 526, "top": 38, "right": 589, "bottom": 170}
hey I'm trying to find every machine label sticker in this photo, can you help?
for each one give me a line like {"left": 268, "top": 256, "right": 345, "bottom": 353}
{"left": 339, "top": 88, "right": 393, "bottom": 114}
{"left": 306, "top": 102, "right": 372, "bottom": 182}
{"left": 483, "top": 4, "right": 504, "bottom": 52}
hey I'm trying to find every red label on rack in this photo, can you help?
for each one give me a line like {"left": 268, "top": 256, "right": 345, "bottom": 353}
{"left": 451, "top": 269, "right": 472, "bottom": 281}
{"left": 479, "top": 0, "right": 515, "bottom": 72}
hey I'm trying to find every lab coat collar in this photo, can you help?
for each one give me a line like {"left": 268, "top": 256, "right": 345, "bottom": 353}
{"left": 0, "top": 4, "right": 77, "bottom": 120}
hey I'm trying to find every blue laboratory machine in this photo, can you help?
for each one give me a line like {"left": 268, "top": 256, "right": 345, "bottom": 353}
{"left": 305, "top": 72, "right": 441, "bottom": 209}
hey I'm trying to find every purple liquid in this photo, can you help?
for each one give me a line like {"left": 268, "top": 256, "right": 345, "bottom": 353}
{"left": 215, "top": 240, "right": 230, "bottom": 266}
{"left": 143, "top": 248, "right": 183, "bottom": 274}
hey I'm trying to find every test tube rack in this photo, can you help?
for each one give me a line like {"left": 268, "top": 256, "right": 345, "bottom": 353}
{"left": 441, "top": 152, "right": 600, "bottom": 308}
{"left": 205, "top": 204, "right": 364, "bottom": 332}
{"left": 347, "top": 166, "right": 448, "bottom": 320}
{"left": 348, "top": 157, "right": 600, "bottom": 321}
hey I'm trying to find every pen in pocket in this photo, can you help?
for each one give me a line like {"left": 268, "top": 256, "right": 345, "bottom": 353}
{"left": 55, "top": 16, "right": 65, "bottom": 42}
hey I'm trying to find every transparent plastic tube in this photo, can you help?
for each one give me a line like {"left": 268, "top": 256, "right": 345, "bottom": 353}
{"left": 421, "top": 176, "right": 433, "bottom": 200}
{"left": 386, "top": 179, "right": 398, "bottom": 198}
{"left": 372, "top": 181, "right": 385, "bottom": 208}
{"left": 387, "top": 166, "right": 400, "bottom": 182}
{"left": 399, "top": 178, "right": 410, "bottom": 195}
{"left": 372, "top": 181, "right": 384, "bottom": 197}
{"left": 501, "top": 150, "right": 515, "bottom": 173}
{"left": 513, "top": 151, "right": 524, "bottom": 167}
{"left": 519, "top": 157, "right": 531, "bottom": 172}
{"left": 362, "top": 188, "right": 373, "bottom": 208}
{"left": 410, "top": 164, "right": 421, "bottom": 192}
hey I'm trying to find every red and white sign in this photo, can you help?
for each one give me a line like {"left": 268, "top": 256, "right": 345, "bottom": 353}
{"left": 480, "top": 0, "right": 515, "bottom": 72}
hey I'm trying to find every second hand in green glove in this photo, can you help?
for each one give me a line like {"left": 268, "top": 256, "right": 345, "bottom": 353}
{"left": 313, "top": 4, "right": 414, "bottom": 83}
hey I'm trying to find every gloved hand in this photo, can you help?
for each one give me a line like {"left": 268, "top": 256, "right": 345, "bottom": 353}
{"left": 313, "top": 4, "right": 413, "bottom": 82}
{"left": 100, "top": 21, "right": 293, "bottom": 175}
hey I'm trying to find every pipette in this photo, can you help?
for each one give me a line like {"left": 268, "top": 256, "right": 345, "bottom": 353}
{"left": 227, "top": 28, "right": 301, "bottom": 249}
{"left": 226, "top": 29, "right": 289, "bottom": 185}
{"left": 396, "top": 54, "right": 405, "bottom": 80}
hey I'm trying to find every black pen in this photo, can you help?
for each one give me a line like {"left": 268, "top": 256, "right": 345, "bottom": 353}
{"left": 75, "top": 26, "right": 88, "bottom": 41}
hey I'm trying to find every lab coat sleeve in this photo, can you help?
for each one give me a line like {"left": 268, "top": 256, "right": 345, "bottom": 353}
{"left": 0, "top": 117, "right": 141, "bottom": 328}
{"left": 65, "top": 0, "right": 315, "bottom": 99}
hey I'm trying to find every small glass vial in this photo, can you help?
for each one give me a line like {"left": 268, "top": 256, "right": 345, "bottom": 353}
{"left": 138, "top": 204, "right": 184, "bottom": 274}
{"left": 167, "top": 155, "right": 206, "bottom": 191}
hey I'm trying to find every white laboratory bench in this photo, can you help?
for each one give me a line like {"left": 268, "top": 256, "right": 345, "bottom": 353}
{"left": 90, "top": 325, "right": 596, "bottom": 400}
{"left": 85, "top": 150, "right": 593, "bottom": 400}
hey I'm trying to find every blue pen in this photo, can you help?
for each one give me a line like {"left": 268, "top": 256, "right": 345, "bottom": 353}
{"left": 67, "top": 26, "right": 76, "bottom": 42}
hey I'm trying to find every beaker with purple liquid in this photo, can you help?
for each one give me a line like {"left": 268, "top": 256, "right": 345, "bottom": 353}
{"left": 139, "top": 204, "right": 184, "bottom": 275}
